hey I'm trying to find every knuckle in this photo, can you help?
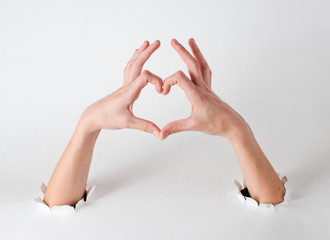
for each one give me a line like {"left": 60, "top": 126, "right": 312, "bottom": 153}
{"left": 169, "top": 125, "right": 180, "bottom": 134}
{"left": 143, "top": 126, "right": 151, "bottom": 133}
{"left": 142, "top": 70, "right": 151, "bottom": 76}
{"left": 191, "top": 59, "right": 199, "bottom": 69}
{"left": 163, "top": 81, "right": 170, "bottom": 88}
{"left": 141, "top": 123, "right": 151, "bottom": 133}
{"left": 176, "top": 70, "right": 185, "bottom": 78}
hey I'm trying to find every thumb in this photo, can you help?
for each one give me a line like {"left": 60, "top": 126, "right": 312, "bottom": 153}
{"left": 160, "top": 118, "right": 192, "bottom": 140}
{"left": 128, "top": 117, "right": 161, "bottom": 138}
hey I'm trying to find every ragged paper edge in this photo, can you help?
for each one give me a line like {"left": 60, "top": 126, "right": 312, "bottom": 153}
{"left": 33, "top": 182, "right": 95, "bottom": 214}
{"left": 227, "top": 173, "right": 289, "bottom": 210}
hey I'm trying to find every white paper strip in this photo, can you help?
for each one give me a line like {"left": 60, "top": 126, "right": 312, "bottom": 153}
{"left": 33, "top": 183, "right": 95, "bottom": 214}
{"left": 228, "top": 173, "right": 289, "bottom": 210}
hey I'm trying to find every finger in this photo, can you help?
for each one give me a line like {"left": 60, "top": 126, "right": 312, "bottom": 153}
{"left": 129, "top": 41, "right": 150, "bottom": 62}
{"left": 128, "top": 116, "right": 161, "bottom": 138}
{"left": 133, "top": 70, "right": 163, "bottom": 94}
{"left": 124, "top": 40, "right": 160, "bottom": 85}
{"left": 162, "top": 71, "right": 197, "bottom": 101}
{"left": 131, "top": 40, "right": 161, "bottom": 74}
{"left": 124, "top": 41, "right": 151, "bottom": 85}
{"left": 160, "top": 118, "right": 192, "bottom": 140}
{"left": 188, "top": 38, "right": 212, "bottom": 88}
{"left": 171, "top": 39, "right": 204, "bottom": 86}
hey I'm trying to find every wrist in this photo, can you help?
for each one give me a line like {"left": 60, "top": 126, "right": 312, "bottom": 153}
{"left": 77, "top": 108, "right": 102, "bottom": 136}
{"left": 225, "top": 119, "right": 254, "bottom": 145}
{"left": 65, "top": 114, "right": 101, "bottom": 150}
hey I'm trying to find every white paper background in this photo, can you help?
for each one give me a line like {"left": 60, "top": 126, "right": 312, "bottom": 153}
{"left": 0, "top": 0, "right": 329, "bottom": 239}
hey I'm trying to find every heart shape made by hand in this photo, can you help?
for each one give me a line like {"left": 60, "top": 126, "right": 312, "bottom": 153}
{"left": 121, "top": 38, "right": 214, "bottom": 141}
{"left": 132, "top": 79, "right": 191, "bottom": 137}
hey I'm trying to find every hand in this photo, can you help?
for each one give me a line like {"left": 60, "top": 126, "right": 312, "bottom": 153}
{"left": 81, "top": 40, "right": 163, "bottom": 137}
{"left": 160, "top": 39, "right": 249, "bottom": 140}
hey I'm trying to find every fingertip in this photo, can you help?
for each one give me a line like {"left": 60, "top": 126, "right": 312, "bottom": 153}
{"left": 153, "top": 40, "right": 161, "bottom": 47}
{"left": 156, "top": 84, "right": 163, "bottom": 94}
{"left": 188, "top": 38, "right": 199, "bottom": 51}
{"left": 162, "top": 84, "right": 170, "bottom": 95}
{"left": 171, "top": 38, "right": 178, "bottom": 46}
{"left": 140, "top": 40, "right": 149, "bottom": 50}
{"left": 155, "top": 74, "right": 163, "bottom": 93}
{"left": 160, "top": 131, "right": 169, "bottom": 141}
{"left": 188, "top": 38, "right": 195, "bottom": 45}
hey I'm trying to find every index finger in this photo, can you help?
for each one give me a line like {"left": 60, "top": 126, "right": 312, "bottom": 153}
{"left": 162, "top": 71, "right": 197, "bottom": 101}
{"left": 171, "top": 39, "right": 204, "bottom": 86}
{"left": 129, "top": 41, "right": 150, "bottom": 62}
{"left": 188, "top": 38, "right": 212, "bottom": 88}
{"left": 131, "top": 40, "right": 161, "bottom": 73}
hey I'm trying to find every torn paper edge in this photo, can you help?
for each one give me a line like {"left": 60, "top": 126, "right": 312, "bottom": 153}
{"left": 228, "top": 173, "right": 289, "bottom": 210}
{"left": 33, "top": 182, "right": 95, "bottom": 214}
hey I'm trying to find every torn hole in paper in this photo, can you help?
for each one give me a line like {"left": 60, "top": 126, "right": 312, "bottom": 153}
{"left": 228, "top": 173, "right": 289, "bottom": 210}
{"left": 33, "top": 183, "right": 95, "bottom": 213}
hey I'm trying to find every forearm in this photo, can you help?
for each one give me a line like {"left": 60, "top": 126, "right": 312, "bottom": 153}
{"left": 227, "top": 123, "right": 286, "bottom": 205}
{"left": 43, "top": 116, "right": 100, "bottom": 208}
{"left": 42, "top": 40, "right": 162, "bottom": 208}
{"left": 156, "top": 38, "right": 286, "bottom": 204}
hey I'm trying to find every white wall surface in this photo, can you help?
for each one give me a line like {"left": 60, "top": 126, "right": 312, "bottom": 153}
{"left": 0, "top": 0, "right": 329, "bottom": 239}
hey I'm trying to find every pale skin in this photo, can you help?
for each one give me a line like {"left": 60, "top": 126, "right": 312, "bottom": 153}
{"left": 43, "top": 39, "right": 286, "bottom": 208}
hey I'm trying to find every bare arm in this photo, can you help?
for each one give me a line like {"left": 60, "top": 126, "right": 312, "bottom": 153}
{"left": 160, "top": 38, "right": 285, "bottom": 204}
{"left": 43, "top": 122, "right": 100, "bottom": 208}
{"left": 43, "top": 40, "right": 163, "bottom": 208}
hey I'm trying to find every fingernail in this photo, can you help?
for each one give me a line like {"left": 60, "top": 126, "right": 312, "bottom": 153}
{"left": 192, "top": 38, "right": 196, "bottom": 44}
{"left": 153, "top": 130, "right": 158, "bottom": 138}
